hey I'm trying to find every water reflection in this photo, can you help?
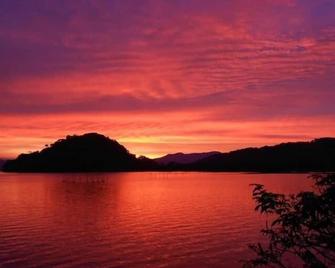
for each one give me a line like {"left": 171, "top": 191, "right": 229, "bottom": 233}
{"left": 0, "top": 172, "right": 311, "bottom": 267}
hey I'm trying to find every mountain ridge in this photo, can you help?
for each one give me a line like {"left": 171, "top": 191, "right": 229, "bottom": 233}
{"left": 154, "top": 151, "right": 220, "bottom": 165}
{"left": 188, "top": 137, "right": 335, "bottom": 172}
{"left": 2, "top": 134, "right": 335, "bottom": 172}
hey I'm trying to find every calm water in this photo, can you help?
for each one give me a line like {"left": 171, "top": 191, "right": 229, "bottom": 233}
{"left": 0, "top": 172, "right": 312, "bottom": 268}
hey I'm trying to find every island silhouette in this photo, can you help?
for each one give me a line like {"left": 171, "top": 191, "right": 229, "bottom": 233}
{"left": 2, "top": 133, "right": 335, "bottom": 172}
{"left": 2, "top": 133, "right": 157, "bottom": 172}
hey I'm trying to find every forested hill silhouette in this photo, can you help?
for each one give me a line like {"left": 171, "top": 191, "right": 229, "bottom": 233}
{"left": 187, "top": 138, "right": 335, "bottom": 172}
{"left": 1, "top": 134, "right": 335, "bottom": 172}
{"left": 2, "top": 133, "right": 157, "bottom": 172}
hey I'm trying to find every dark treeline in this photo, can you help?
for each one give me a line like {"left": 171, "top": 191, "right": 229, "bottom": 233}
{"left": 2, "top": 133, "right": 335, "bottom": 172}
{"left": 186, "top": 138, "right": 335, "bottom": 172}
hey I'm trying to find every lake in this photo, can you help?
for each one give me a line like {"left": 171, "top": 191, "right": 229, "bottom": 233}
{"left": 0, "top": 172, "right": 312, "bottom": 267}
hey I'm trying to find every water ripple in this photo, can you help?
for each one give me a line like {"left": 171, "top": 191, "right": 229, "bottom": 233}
{"left": 0, "top": 172, "right": 310, "bottom": 267}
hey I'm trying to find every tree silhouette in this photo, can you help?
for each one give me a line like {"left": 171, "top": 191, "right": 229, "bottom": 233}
{"left": 244, "top": 173, "right": 335, "bottom": 268}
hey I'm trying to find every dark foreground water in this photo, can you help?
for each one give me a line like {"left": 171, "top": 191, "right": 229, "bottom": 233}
{"left": 0, "top": 172, "right": 312, "bottom": 268}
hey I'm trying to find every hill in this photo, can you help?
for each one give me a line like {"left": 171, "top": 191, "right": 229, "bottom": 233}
{"left": 190, "top": 138, "right": 335, "bottom": 172}
{"left": 2, "top": 133, "right": 157, "bottom": 172}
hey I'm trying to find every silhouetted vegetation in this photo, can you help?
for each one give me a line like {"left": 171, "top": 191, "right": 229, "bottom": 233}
{"left": 191, "top": 138, "right": 335, "bottom": 172}
{"left": 244, "top": 173, "right": 335, "bottom": 268}
{"left": 2, "top": 134, "right": 335, "bottom": 172}
{"left": 2, "top": 133, "right": 158, "bottom": 172}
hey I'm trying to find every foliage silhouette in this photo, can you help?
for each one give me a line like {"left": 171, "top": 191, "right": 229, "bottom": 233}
{"left": 189, "top": 138, "right": 335, "bottom": 172}
{"left": 244, "top": 173, "right": 335, "bottom": 268}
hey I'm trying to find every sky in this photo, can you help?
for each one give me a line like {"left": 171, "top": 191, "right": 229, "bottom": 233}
{"left": 1, "top": 0, "right": 335, "bottom": 158}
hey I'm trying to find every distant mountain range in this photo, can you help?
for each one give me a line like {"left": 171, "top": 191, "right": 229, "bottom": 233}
{"left": 2, "top": 133, "right": 335, "bottom": 172}
{"left": 154, "top": 152, "right": 220, "bottom": 165}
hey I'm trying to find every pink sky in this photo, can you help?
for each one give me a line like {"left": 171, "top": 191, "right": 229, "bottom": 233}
{"left": 1, "top": 0, "right": 335, "bottom": 158}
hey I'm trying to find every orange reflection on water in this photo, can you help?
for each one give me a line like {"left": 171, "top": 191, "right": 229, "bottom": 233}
{"left": 0, "top": 172, "right": 312, "bottom": 267}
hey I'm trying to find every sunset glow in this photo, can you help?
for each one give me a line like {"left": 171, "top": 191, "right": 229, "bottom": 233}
{"left": 1, "top": 0, "right": 335, "bottom": 158}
